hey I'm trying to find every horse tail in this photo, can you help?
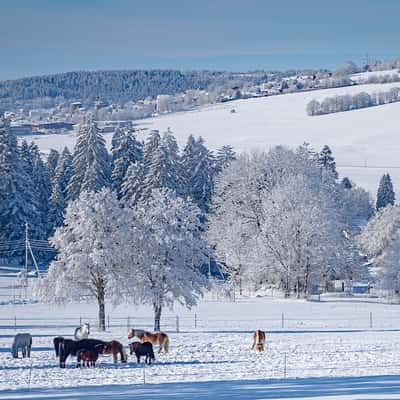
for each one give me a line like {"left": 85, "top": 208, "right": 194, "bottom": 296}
{"left": 164, "top": 335, "right": 169, "bottom": 353}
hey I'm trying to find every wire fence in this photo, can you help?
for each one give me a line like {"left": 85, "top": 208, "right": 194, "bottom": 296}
{"left": 1, "top": 310, "right": 400, "bottom": 333}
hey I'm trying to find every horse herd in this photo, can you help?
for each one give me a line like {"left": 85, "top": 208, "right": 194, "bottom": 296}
{"left": 10, "top": 323, "right": 266, "bottom": 368}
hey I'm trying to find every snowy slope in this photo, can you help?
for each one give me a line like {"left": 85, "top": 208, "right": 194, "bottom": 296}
{"left": 24, "top": 81, "right": 400, "bottom": 195}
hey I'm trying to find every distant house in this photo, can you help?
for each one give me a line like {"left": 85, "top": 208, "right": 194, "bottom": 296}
{"left": 10, "top": 123, "right": 32, "bottom": 136}
{"left": 31, "top": 122, "right": 75, "bottom": 132}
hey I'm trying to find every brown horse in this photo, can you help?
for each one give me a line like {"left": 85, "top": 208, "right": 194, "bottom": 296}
{"left": 251, "top": 329, "right": 266, "bottom": 352}
{"left": 100, "top": 340, "right": 127, "bottom": 363}
{"left": 78, "top": 350, "right": 98, "bottom": 367}
{"left": 128, "top": 328, "right": 169, "bottom": 353}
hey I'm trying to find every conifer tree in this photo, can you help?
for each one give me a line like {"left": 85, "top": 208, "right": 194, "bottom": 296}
{"left": 318, "top": 145, "right": 338, "bottom": 179}
{"left": 376, "top": 173, "right": 395, "bottom": 210}
{"left": 182, "top": 136, "right": 215, "bottom": 213}
{"left": 67, "top": 118, "right": 110, "bottom": 200}
{"left": 215, "top": 145, "right": 236, "bottom": 173}
{"left": 111, "top": 128, "right": 143, "bottom": 198}
{"left": 121, "top": 162, "right": 144, "bottom": 206}
{"left": 46, "top": 149, "right": 60, "bottom": 181}
{"left": 0, "top": 116, "right": 40, "bottom": 241}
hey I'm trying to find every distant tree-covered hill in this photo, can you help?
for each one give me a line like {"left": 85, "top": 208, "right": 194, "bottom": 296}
{"left": 0, "top": 70, "right": 245, "bottom": 109}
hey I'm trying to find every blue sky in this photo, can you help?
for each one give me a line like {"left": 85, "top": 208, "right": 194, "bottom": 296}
{"left": 1, "top": 0, "right": 399, "bottom": 80}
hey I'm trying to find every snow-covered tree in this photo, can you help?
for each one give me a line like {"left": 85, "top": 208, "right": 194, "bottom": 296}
{"left": 215, "top": 145, "right": 236, "bottom": 174}
{"left": 37, "top": 189, "right": 129, "bottom": 330}
{"left": 318, "top": 145, "right": 338, "bottom": 179}
{"left": 359, "top": 205, "right": 400, "bottom": 295}
{"left": 111, "top": 128, "right": 143, "bottom": 198}
{"left": 29, "top": 143, "right": 52, "bottom": 235}
{"left": 46, "top": 149, "right": 60, "bottom": 181}
{"left": 0, "top": 117, "right": 40, "bottom": 241}
{"left": 67, "top": 118, "right": 110, "bottom": 200}
{"left": 121, "top": 162, "right": 144, "bottom": 207}
{"left": 141, "top": 129, "right": 182, "bottom": 200}
{"left": 209, "top": 146, "right": 365, "bottom": 297}
{"left": 376, "top": 173, "right": 395, "bottom": 210}
{"left": 48, "top": 147, "right": 73, "bottom": 231}
{"left": 129, "top": 189, "right": 210, "bottom": 330}
{"left": 182, "top": 136, "right": 215, "bottom": 213}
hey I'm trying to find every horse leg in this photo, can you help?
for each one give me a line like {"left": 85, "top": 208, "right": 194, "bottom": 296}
{"left": 136, "top": 355, "right": 140, "bottom": 364}
{"left": 113, "top": 352, "right": 117, "bottom": 363}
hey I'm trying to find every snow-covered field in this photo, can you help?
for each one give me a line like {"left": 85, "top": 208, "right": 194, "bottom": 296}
{"left": 26, "top": 80, "right": 400, "bottom": 195}
{"left": 2, "top": 292, "right": 400, "bottom": 399}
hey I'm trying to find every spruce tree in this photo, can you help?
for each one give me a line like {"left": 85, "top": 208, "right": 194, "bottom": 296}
{"left": 376, "top": 173, "right": 395, "bottom": 210}
{"left": 48, "top": 147, "right": 73, "bottom": 231}
{"left": 46, "top": 149, "right": 60, "bottom": 181}
{"left": 215, "top": 145, "right": 236, "bottom": 173}
{"left": 182, "top": 136, "right": 215, "bottom": 213}
{"left": 121, "top": 162, "right": 144, "bottom": 206}
{"left": 0, "top": 116, "right": 40, "bottom": 241}
{"left": 111, "top": 128, "right": 143, "bottom": 198}
{"left": 29, "top": 143, "right": 51, "bottom": 236}
{"left": 318, "top": 145, "right": 338, "bottom": 179}
{"left": 341, "top": 177, "right": 353, "bottom": 190}
{"left": 67, "top": 118, "right": 110, "bottom": 200}
{"left": 141, "top": 129, "right": 182, "bottom": 200}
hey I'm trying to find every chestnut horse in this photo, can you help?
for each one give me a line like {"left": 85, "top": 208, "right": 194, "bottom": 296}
{"left": 128, "top": 328, "right": 169, "bottom": 353}
{"left": 100, "top": 340, "right": 127, "bottom": 363}
{"left": 251, "top": 329, "right": 266, "bottom": 352}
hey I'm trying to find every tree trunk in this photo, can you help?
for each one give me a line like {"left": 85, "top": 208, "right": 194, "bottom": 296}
{"left": 97, "top": 289, "right": 106, "bottom": 331}
{"left": 154, "top": 303, "right": 162, "bottom": 331}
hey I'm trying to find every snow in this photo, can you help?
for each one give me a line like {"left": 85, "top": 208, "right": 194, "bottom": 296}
{"left": 24, "top": 81, "right": 400, "bottom": 195}
{"left": 1, "top": 293, "right": 400, "bottom": 399}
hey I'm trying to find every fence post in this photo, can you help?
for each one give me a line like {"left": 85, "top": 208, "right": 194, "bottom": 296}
{"left": 127, "top": 316, "right": 130, "bottom": 331}
{"left": 14, "top": 316, "right": 16, "bottom": 331}
{"left": 281, "top": 313, "right": 284, "bottom": 329}
{"left": 283, "top": 353, "right": 287, "bottom": 379}
{"left": 79, "top": 316, "right": 82, "bottom": 326}
{"left": 370, "top": 311, "right": 373, "bottom": 328}
{"left": 107, "top": 314, "right": 110, "bottom": 329}
{"left": 194, "top": 313, "right": 197, "bottom": 329}
{"left": 176, "top": 315, "right": 180, "bottom": 333}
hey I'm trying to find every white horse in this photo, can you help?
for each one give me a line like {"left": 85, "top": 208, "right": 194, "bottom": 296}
{"left": 12, "top": 333, "right": 32, "bottom": 358}
{"left": 74, "top": 322, "right": 90, "bottom": 340}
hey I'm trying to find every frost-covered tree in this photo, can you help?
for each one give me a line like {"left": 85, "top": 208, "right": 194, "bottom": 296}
{"left": 37, "top": 189, "right": 129, "bottom": 330}
{"left": 29, "top": 143, "right": 52, "bottom": 235}
{"left": 318, "top": 145, "right": 338, "bottom": 179}
{"left": 111, "top": 128, "right": 143, "bottom": 198}
{"left": 359, "top": 205, "right": 400, "bottom": 295}
{"left": 141, "top": 129, "right": 182, "bottom": 199}
{"left": 182, "top": 136, "right": 215, "bottom": 213}
{"left": 209, "top": 146, "right": 365, "bottom": 297}
{"left": 48, "top": 147, "right": 73, "bottom": 231}
{"left": 121, "top": 162, "right": 144, "bottom": 207}
{"left": 376, "top": 173, "right": 395, "bottom": 211}
{"left": 215, "top": 145, "right": 236, "bottom": 174}
{"left": 67, "top": 118, "right": 110, "bottom": 200}
{"left": 129, "top": 189, "right": 210, "bottom": 330}
{"left": 0, "top": 117, "right": 40, "bottom": 241}
{"left": 46, "top": 149, "right": 60, "bottom": 181}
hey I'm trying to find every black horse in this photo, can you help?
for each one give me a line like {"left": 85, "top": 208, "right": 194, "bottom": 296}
{"left": 58, "top": 338, "right": 106, "bottom": 368}
{"left": 53, "top": 336, "right": 64, "bottom": 357}
{"left": 129, "top": 341, "right": 155, "bottom": 364}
